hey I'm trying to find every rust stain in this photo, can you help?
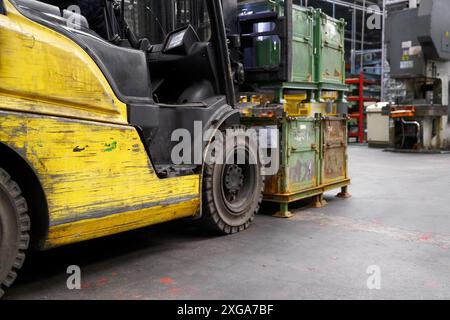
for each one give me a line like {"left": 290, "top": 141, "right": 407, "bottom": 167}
{"left": 132, "top": 144, "right": 140, "bottom": 152}
{"left": 289, "top": 159, "right": 314, "bottom": 185}
{"left": 323, "top": 119, "right": 346, "bottom": 182}
{"left": 264, "top": 174, "right": 280, "bottom": 194}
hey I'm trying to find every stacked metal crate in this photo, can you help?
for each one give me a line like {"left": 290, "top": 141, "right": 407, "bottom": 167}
{"left": 238, "top": 0, "right": 351, "bottom": 217}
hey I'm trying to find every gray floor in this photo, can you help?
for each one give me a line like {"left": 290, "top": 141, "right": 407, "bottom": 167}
{"left": 5, "top": 146, "right": 450, "bottom": 300}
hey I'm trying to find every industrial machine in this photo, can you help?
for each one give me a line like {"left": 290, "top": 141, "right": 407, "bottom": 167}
{"left": 0, "top": 0, "right": 266, "bottom": 297}
{"left": 384, "top": 0, "right": 450, "bottom": 152}
{"left": 236, "top": 0, "right": 351, "bottom": 217}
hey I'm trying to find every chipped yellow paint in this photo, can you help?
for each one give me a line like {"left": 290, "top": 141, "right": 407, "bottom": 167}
{"left": 0, "top": 111, "right": 201, "bottom": 248}
{"left": 0, "top": 1, "right": 202, "bottom": 249}
{"left": 47, "top": 199, "right": 199, "bottom": 247}
{"left": 0, "top": 1, "right": 127, "bottom": 124}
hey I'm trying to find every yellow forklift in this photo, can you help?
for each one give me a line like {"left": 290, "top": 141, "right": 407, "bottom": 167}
{"left": 0, "top": 0, "right": 265, "bottom": 296}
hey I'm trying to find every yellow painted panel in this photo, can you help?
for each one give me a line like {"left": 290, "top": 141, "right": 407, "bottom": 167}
{"left": 0, "top": 111, "right": 201, "bottom": 247}
{"left": 0, "top": 2, "right": 201, "bottom": 247}
{"left": 0, "top": 1, "right": 127, "bottom": 124}
{"left": 47, "top": 199, "right": 199, "bottom": 248}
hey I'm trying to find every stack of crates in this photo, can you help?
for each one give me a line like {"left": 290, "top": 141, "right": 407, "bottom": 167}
{"left": 239, "top": 1, "right": 346, "bottom": 89}
{"left": 238, "top": 0, "right": 351, "bottom": 217}
{"left": 241, "top": 112, "right": 350, "bottom": 217}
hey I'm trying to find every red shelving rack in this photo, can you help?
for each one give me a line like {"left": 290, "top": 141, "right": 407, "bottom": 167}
{"left": 346, "top": 71, "right": 379, "bottom": 143}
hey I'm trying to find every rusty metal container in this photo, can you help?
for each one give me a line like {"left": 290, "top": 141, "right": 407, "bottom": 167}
{"left": 322, "top": 117, "right": 349, "bottom": 185}
{"left": 240, "top": 109, "right": 351, "bottom": 218}
{"left": 265, "top": 117, "right": 320, "bottom": 195}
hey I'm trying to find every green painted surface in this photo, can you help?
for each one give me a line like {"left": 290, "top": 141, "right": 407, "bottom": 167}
{"left": 239, "top": 1, "right": 346, "bottom": 86}
{"left": 314, "top": 11, "right": 346, "bottom": 85}
{"left": 285, "top": 118, "right": 319, "bottom": 192}
{"left": 256, "top": 37, "right": 281, "bottom": 67}
{"left": 292, "top": 6, "right": 314, "bottom": 83}
{"left": 253, "top": 117, "right": 321, "bottom": 195}
{"left": 241, "top": 115, "right": 349, "bottom": 201}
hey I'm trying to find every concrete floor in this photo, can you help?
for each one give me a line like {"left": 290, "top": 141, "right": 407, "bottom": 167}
{"left": 5, "top": 146, "right": 450, "bottom": 300}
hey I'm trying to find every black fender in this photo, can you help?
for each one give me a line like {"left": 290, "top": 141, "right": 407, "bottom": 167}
{"left": 202, "top": 104, "right": 240, "bottom": 146}
{"left": 129, "top": 96, "right": 241, "bottom": 167}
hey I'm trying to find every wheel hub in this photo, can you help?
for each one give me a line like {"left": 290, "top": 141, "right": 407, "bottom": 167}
{"left": 224, "top": 165, "right": 245, "bottom": 202}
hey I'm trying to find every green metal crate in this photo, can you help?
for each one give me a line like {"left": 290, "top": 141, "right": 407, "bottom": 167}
{"left": 241, "top": 112, "right": 350, "bottom": 217}
{"left": 322, "top": 117, "right": 349, "bottom": 185}
{"left": 239, "top": 1, "right": 347, "bottom": 89}
{"left": 252, "top": 5, "right": 315, "bottom": 82}
{"left": 264, "top": 117, "right": 320, "bottom": 195}
{"left": 291, "top": 5, "right": 315, "bottom": 83}
{"left": 314, "top": 10, "right": 346, "bottom": 85}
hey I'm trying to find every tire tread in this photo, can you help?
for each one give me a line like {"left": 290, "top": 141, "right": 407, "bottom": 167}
{"left": 0, "top": 168, "right": 30, "bottom": 298}
{"left": 201, "top": 127, "right": 265, "bottom": 235}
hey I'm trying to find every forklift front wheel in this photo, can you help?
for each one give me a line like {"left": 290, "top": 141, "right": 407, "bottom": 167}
{"left": 201, "top": 128, "right": 264, "bottom": 234}
{"left": 0, "top": 168, "right": 30, "bottom": 298}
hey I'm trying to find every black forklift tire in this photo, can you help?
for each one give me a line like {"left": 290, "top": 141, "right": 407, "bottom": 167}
{"left": 201, "top": 127, "right": 264, "bottom": 234}
{"left": 0, "top": 168, "right": 30, "bottom": 298}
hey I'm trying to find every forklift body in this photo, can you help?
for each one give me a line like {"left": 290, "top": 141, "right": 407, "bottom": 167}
{"left": 0, "top": 0, "right": 265, "bottom": 296}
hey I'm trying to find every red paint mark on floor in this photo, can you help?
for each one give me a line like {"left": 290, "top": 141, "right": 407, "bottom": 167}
{"left": 160, "top": 277, "right": 174, "bottom": 285}
{"left": 81, "top": 282, "right": 92, "bottom": 289}
{"left": 420, "top": 234, "right": 432, "bottom": 241}
{"left": 95, "top": 277, "right": 109, "bottom": 287}
{"left": 168, "top": 287, "right": 180, "bottom": 295}
{"left": 423, "top": 280, "right": 439, "bottom": 289}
